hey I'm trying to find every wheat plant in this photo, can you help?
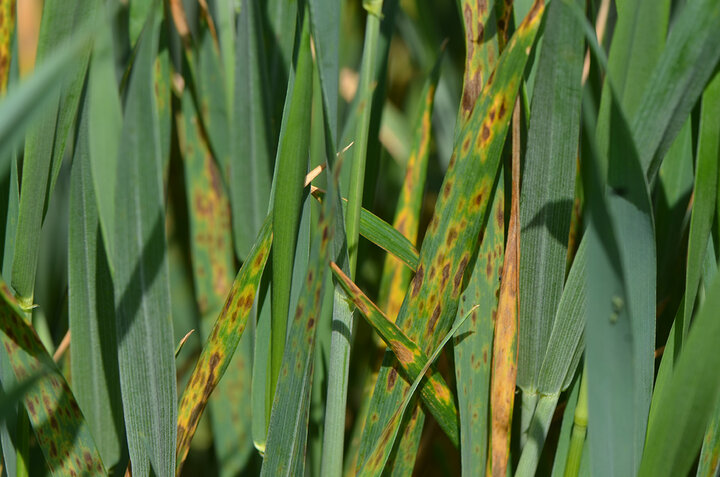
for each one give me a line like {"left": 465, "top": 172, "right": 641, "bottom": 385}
{"left": 0, "top": 0, "right": 719, "bottom": 475}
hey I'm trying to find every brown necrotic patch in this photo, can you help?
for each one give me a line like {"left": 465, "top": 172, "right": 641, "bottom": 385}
{"left": 253, "top": 250, "right": 265, "bottom": 270}
{"left": 428, "top": 304, "right": 442, "bottom": 334}
{"left": 455, "top": 255, "right": 469, "bottom": 291}
{"left": 387, "top": 367, "right": 398, "bottom": 389}
{"left": 392, "top": 342, "right": 414, "bottom": 365}
{"left": 446, "top": 227, "right": 458, "bottom": 246}
{"left": 498, "top": 100, "right": 507, "bottom": 120}
{"left": 481, "top": 124, "right": 491, "bottom": 143}
{"left": 411, "top": 265, "right": 424, "bottom": 297}
{"left": 442, "top": 181, "right": 453, "bottom": 199}
{"left": 442, "top": 264, "right": 451, "bottom": 287}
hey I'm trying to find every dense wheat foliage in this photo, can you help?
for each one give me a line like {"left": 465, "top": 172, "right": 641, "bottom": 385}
{"left": 0, "top": 0, "right": 719, "bottom": 475}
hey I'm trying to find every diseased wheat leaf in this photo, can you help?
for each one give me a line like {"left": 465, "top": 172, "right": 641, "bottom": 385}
{"left": 330, "top": 263, "right": 459, "bottom": 446}
{"left": 177, "top": 87, "right": 254, "bottom": 474}
{"left": 454, "top": 171, "right": 503, "bottom": 475}
{"left": 0, "top": 280, "right": 105, "bottom": 476}
{"left": 197, "top": 17, "right": 231, "bottom": 182}
{"left": 451, "top": 0, "right": 502, "bottom": 472}
{"left": 176, "top": 216, "right": 272, "bottom": 473}
{"left": 378, "top": 52, "right": 443, "bottom": 321}
{"left": 177, "top": 91, "right": 235, "bottom": 335}
{"left": 357, "top": 2, "right": 545, "bottom": 470}
{"left": 455, "top": 0, "right": 499, "bottom": 127}
{"left": 358, "top": 307, "right": 474, "bottom": 476}
{"left": 490, "top": 100, "right": 521, "bottom": 477}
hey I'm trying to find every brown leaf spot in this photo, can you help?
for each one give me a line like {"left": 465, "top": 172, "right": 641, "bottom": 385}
{"left": 462, "top": 73, "right": 482, "bottom": 114}
{"left": 208, "top": 352, "right": 220, "bottom": 375}
{"left": 411, "top": 266, "right": 424, "bottom": 297}
{"left": 442, "top": 264, "right": 450, "bottom": 287}
{"left": 433, "top": 378, "right": 451, "bottom": 402}
{"left": 481, "top": 124, "right": 491, "bottom": 143}
{"left": 442, "top": 181, "right": 452, "bottom": 199}
{"left": 189, "top": 402, "right": 203, "bottom": 431}
{"left": 455, "top": 256, "right": 469, "bottom": 291}
{"left": 462, "top": 136, "right": 471, "bottom": 156}
{"left": 295, "top": 304, "right": 305, "bottom": 320}
{"left": 498, "top": 101, "right": 506, "bottom": 119}
{"left": 393, "top": 342, "right": 414, "bottom": 364}
{"left": 428, "top": 304, "right": 442, "bottom": 333}
{"left": 446, "top": 228, "right": 458, "bottom": 246}
{"left": 387, "top": 368, "right": 398, "bottom": 389}
{"left": 487, "top": 70, "right": 495, "bottom": 87}
{"left": 526, "top": 0, "right": 543, "bottom": 25}
{"left": 194, "top": 192, "right": 213, "bottom": 217}
{"left": 253, "top": 251, "right": 265, "bottom": 270}
{"left": 473, "top": 189, "right": 485, "bottom": 208}
{"left": 357, "top": 298, "right": 371, "bottom": 317}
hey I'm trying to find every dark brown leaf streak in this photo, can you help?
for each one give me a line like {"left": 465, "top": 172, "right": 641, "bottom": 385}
{"left": 331, "top": 263, "right": 459, "bottom": 446}
{"left": 356, "top": 1, "right": 545, "bottom": 470}
{"left": 0, "top": 282, "right": 105, "bottom": 476}
{"left": 175, "top": 216, "right": 272, "bottom": 474}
